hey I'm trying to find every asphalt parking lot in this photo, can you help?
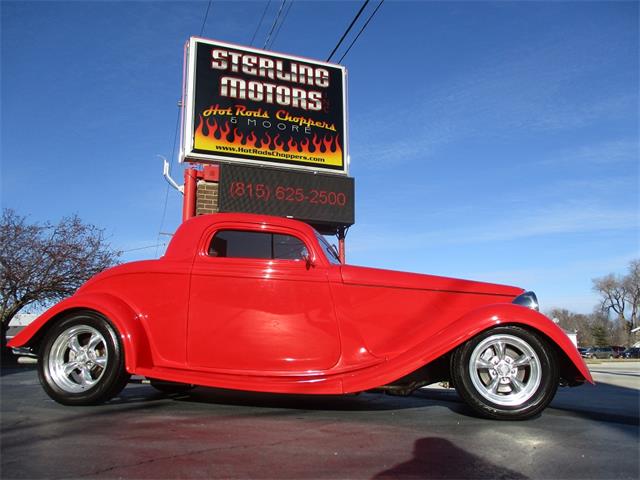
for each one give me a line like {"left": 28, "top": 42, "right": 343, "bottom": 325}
{"left": 1, "top": 359, "right": 638, "bottom": 480}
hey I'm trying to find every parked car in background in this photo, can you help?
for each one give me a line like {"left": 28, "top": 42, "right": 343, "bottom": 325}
{"left": 582, "top": 347, "right": 616, "bottom": 359}
{"left": 577, "top": 347, "right": 589, "bottom": 356}
{"left": 610, "top": 346, "right": 625, "bottom": 358}
{"left": 621, "top": 347, "right": 640, "bottom": 359}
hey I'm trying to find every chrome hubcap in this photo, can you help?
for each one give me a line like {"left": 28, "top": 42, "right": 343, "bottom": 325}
{"left": 469, "top": 334, "right": 541, "bottom": 407}
{"left": 48, "top": 325, "right": 108, "bottom": 393}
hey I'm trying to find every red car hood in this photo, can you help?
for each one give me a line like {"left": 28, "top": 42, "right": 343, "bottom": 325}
{"left": 340, "top": 265, "right": 524, "bottom": 298}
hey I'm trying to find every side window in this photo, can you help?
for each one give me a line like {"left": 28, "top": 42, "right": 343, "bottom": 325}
{"left": 208, "top": 230, "right": 307, "bottom": 260}
{"left": 209, "top": 230, "right": 271, "bottom": 259}
{"left": 273, "top": 234, "right": 307, "bottom": 260}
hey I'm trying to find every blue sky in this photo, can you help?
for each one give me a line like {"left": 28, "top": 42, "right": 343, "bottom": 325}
{"left": 2, "top": 0, "right": 638, "bottom": 314}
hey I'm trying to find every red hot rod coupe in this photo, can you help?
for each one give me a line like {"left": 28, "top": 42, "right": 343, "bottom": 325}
{"left": 9, "top": 213, "right": 592, "bottom": 420}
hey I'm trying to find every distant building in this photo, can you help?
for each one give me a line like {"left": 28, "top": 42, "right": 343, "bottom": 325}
{"left": 553, "top": 317, "right": 578, "bottom": 347}
{"left": 6, "top": 313, "right": 39, "bottom": 340}
{"left": 632, "top": 326, "right": 640, "bottom": 348}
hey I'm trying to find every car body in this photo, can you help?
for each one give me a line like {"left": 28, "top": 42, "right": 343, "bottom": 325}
{"left": 621, "top": 347, "right": 640, "bottom": 359}
{"left": 9, "top": 213, "right": 592, "bottom": 419}
{"left": 582, "top": 347, "right": 616, "bottom": 359}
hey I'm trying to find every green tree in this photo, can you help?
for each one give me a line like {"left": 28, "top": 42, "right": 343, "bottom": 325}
{"left": 590, "top": 324, "right": 609, "bottom": 347}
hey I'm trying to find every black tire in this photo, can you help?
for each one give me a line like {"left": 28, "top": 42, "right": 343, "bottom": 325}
{"left": 38, "top": 311, "right": 130, "bottom": 405}
{"left": 149, "top": 379, "right": 195, "bottom": 394}
{"left": 451, "top": 325, "right": 558, "bottom": 420}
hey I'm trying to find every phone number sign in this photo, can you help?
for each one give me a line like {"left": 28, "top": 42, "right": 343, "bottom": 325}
{"left": 219, "top": 164, "right": 355, "bottom": 229}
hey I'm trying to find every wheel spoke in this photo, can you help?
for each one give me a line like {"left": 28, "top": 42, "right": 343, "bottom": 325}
{"left": 512, "top": 354, "right": 531, "bottom": 368}
{"left": 79, "top": 366, "right": 94, "bottom": 386}
{"left": 510, "top": 377, "right": 525, "bottom": 393}
{"left": 63, "top": 361, "right": 80, "bottom": 376}
{"left": 487, "top": 376, "right": 501, "bottom": 394}
{"left": 94, "top": 356, "right": 107, "bottom": 369}
{"left": 68, "top": 336, "right": 82, "bottom": 354}
{"left": 475, "top": 358, "right": 493, "bottom": 369}
{"left": 87, "top": 333, "right": 103, "bottom": 351}
{"left": 493, "top": 341, "right": 506, "bottom": 360}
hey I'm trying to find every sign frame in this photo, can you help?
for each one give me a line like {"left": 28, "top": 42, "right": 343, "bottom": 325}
{"left": 180, "top": 37, "right": 349, "bottom": 175}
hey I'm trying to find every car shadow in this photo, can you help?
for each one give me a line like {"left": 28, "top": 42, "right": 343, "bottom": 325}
{"left": 0, "top": 353, "right": 36, "bottom": 377}
{"left": 549, "top": 381, "right": 639, "bottom": 427}
{"left": 175, "top": 385, "right": 444, "bottom": 412}
{"left": 128, "top": 379, "right": 640, "bottom": 431}
{"left": 3, "top": 360, "right": 637, "bottom": 430}
{"left": 372, "top": 437, "right": 529, "bottom": 479}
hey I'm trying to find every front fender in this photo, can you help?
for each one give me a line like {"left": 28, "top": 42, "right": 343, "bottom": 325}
{"left": 440, "top": 303, "right": 593, "bottom": 384}
{"left": 341, "top": 302, "right": 592, "bottom": 394}
{"left": 7, "top": 292, "right": 152, "bottom": 373}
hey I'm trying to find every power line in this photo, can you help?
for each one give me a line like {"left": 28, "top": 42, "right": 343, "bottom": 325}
{"left": 263, "top": 0, "right": 287, "bottom": 49}
{"left": 155, "top": 108, "right": 181, "bottom": 257}
{"left": 120, "top": 243, "right": 168, "bottom": 254}
{"left": 155, "top": 0, "right": 216, "bottom": 258}
{"left": 326, "top": 0, "right": 370, "bottom": 62}
{"left": 267, "top": 0, "right": 294, "bottom": 49}
{"left": 338, "top": 0, "right": 384, "bottom": 63}
{"left": 250, "top": 0, "right": 272, "bottom": 46}
{"left": 199, "top": 0, "right": 213, "bottom": 36}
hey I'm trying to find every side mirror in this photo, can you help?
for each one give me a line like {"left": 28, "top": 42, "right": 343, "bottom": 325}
{"left": 302, "top": 251, "right": 315, "bottom": 269}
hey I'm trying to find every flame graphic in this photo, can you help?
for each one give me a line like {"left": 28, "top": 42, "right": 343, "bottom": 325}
{"left": 194, "top": 117, "right": 343, "bottom": 167}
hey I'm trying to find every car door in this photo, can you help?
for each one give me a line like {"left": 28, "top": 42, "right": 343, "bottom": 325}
{"left": 187, "top": 223, "right": 341, "bottom": 372}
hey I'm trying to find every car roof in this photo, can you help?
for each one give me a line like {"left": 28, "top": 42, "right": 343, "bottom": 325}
{"left": 164, "top": 213, "right": 319, "bottom": 260}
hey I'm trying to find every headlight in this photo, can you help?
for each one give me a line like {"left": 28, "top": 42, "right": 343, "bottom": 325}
{"left": 512, "top": 291, "right": 539, "bottom": 311}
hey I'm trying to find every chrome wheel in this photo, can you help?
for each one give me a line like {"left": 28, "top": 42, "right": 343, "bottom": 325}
{"left": 48, "top": 325, "right": 108, "bottom": 393}
{"left": 468, "top": 334, "right": 541, "bottom": 407}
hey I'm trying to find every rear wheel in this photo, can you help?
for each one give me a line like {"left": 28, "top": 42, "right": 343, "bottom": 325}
{"left": 38, "top": 311, "right": 130, "bottom": 405}
{"left": 451, "top": 326, "right": 558, "bottom": 420}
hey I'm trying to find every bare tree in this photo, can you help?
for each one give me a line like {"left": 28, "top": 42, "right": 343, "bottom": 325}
{"left": 548, "top": 308, "right": 590, "bottom": 346}
{"left": 0, "top": 209, "right": 120, "bottom": 348}
{"left": 592, "top": 259, "right": 640, "bottom": 345}
{"left": 592, "top": 273, "right": 627, "bottom": 325}
{"left": 547, "top": 308, "right": 619, "bottom": 347}
{"left": 623, "top": 259, "right": 640, "bottom": 329}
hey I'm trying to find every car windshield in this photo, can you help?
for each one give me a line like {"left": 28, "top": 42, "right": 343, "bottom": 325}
{"left": 314, "top": 231, "right": 341, "bottom": 265}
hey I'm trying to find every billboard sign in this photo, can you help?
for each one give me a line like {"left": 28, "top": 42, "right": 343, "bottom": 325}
{"left": 219, "top": 164, "right": 355, "bottom": 231}
{"left": 181, "top": 38, "right": 348, "bottom": 174}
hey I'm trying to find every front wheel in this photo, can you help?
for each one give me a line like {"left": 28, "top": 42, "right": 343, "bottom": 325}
{"left": 451, "top": 326, "right": 558, "bottom": 420}
{"left": 38, "top": 311, "right": 130, "bottom": 405}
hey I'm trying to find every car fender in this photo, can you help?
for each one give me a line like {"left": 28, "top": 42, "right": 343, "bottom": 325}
{"left": 341, "top": 302, "right": 593, "bottom": 394}
{"left": 438, "top": 303, "right": 593, "bottom": 384}
{"left": 7, "top": 292, "right": 152, "bottom": 373}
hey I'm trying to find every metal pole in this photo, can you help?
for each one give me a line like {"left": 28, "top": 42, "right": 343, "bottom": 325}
{"left": 182, "top": 167, "right": 197, "bottom": 222}
{"left": 338, "top": 227, "right": 346, "bottom": 264}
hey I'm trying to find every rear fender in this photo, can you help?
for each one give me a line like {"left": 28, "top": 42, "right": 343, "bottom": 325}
{"left": 7, "top": 293, "right": 152, "bottom": 373}
{"left": 443, "top": 303, "right": 593, "bottom": 384}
